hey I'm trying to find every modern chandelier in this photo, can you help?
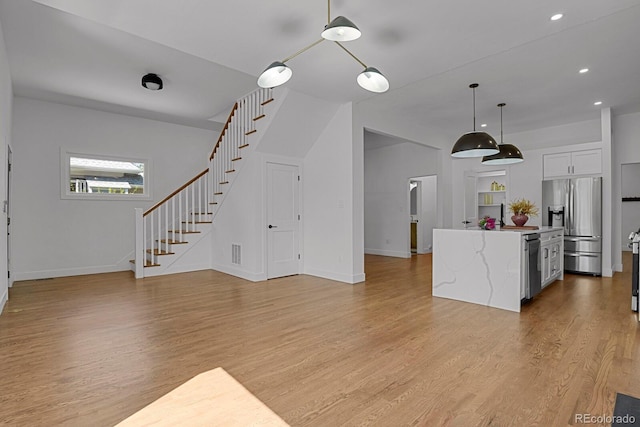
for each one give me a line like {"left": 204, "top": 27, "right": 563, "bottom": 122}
{"left": 257, "top": 0, "right": 389, "bottom": 93}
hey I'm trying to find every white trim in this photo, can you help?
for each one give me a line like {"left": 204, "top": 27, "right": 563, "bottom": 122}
{"left": 0, "top": 289, "right": 7, "bottom": 314}
{"left": 13, "top": 263, "right": 131, "bottom": 281}
{"left": 60, "top": 148, "right": 152, "bottom": 201}
{"left": 365, "top": 248, "right": 412, "bottom": 258}
{"left": 212, "top": 263, "right": 267, "bottom": 282}
{"left": 613, "top": 263, "right": 623, "bottom": 273}
{"left": 304, "top": 267, "right": 365, "bottom": 284}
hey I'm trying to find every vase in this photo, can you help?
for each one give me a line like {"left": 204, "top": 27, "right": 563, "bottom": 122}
{"left": 511, "top": 214, "right": 529, "bottom": 227}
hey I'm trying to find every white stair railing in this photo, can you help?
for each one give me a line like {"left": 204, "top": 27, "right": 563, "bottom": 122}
{"left": 209, "top": 88, "right": 272, "bottom": 200}
{"left": 133, "top": 87, "right": 273, "bottom": 278}
{"left": 134, "top": 169, "right": 209, "bottom": 277}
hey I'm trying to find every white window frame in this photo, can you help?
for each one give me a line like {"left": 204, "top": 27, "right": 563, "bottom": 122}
{"left": 60, "top": 149, "right": 152, "bottom": 201}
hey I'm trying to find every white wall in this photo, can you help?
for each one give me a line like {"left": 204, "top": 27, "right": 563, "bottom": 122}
{"left": 210, "top": 154, "right": 266, "bottom": 281}
{"left": 621, "top": 163, "right": 640, "bottom": 251}
{"left": 364, "top": 139, "right": 438, "bottom": 257}
{"left": 419, "top": 175, "right": 438, "bottom": 252}
{"left": 0, "top": 20, "right": 12, "bottom": 313}
{"left": 613, "top": 111, "right": 640, "bottom": 267}
{"left": 304, "top": 103, "right": 362, "bottom": 283}
{"left": 11, "top": 97, "right": 215, "bottom": 280}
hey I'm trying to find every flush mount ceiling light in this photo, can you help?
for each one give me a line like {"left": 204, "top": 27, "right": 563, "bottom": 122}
{"left": 257, "top": 0, "right": 388, "bottom": 93}
{"left": 550, "top": 13, "right": 564, "bottom": 21}
{"left": 141, "top": 73, "right": 163, "bottom": 91}
{"left": 451, "top": 83, "right": 499, "bottom": 158}
{"left": 482, "top": 103, "right": 524, "bottom": 165}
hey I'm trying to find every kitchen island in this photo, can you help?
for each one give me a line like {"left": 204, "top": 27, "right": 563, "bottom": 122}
{"left": 432, "top": 226, "right": 563, "bottom": 312}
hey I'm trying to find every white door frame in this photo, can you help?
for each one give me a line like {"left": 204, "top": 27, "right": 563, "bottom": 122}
{"left": 263, "top": 156, "right": 303, "bottom": 279}
{"left": 5, "top": 144, "right": 11, "bottom": 287}
{"left": 408, "top": 175, "right": 438, "bottom": 255}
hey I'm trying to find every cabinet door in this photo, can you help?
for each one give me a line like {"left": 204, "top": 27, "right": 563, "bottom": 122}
{"left": 541, "top": 244, "right": 551, "bottom": 285}
{"left": 543, "top": 152, "right": 572, "bottom": 178}
{"left": 571, "top": 149, "right": 602, "bottom": 175}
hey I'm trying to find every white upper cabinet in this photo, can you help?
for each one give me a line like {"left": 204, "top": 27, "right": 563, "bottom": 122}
{"left": 543, "top": 149, "right": 602, "bottom": 179}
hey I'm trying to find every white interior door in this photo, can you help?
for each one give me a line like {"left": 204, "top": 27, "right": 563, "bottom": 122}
{"left": 267, "top": 162, "right": 300, "bottom": 279}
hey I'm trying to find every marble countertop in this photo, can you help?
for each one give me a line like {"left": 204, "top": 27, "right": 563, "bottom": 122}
{"left": 443, "top": 226, "right": 563, "bottom": 235}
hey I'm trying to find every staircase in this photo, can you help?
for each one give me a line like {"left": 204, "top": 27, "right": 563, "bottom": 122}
{"left": 132, "top": 88, "right": 274, "bottom": 278}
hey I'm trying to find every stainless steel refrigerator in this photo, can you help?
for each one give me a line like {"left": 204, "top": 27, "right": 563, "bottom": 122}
{"left": 542, "top": 177, "right": 602, "bottom": 275}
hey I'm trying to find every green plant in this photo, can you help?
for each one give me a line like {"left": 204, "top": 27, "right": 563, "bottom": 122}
{"left": 508, "top": 198, "right": 539, "bottom": 217}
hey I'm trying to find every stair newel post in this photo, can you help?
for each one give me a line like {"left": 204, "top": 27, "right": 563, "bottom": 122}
{"left": 135, "top": 208, "right": 144, "bottom": 278}
{"left": 170, "top": 196, "right": 175, "bottom": 246}
{"left": 155, "top": 208, "right": 160, "bottom": 260}
{"left": 164, "top": 202, "right": 168, "bottom": 250}
{"left": 190, "top": 178, "right": 195, "bottom": 231}
{"left": 178, "top": 190, "right": 182, "bottom": 241}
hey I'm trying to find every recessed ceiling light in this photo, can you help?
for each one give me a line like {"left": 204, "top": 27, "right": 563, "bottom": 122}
{"left": 481, "top": 123, "right": 487, "bottom": 128}
{"left": 594, "top": 101, "right": 603, "bottom": 106}
{"left": 550, "top": 13, "right": 564, "bottom": 21}
{"left": 579, "top": 68, "right": 589, "bottom": 74}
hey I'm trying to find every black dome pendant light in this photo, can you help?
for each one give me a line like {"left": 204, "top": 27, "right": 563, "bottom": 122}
{"left": 451, "top": 83, "right": 499, "bottom": 158}
{"left": 481, "top": 103, "right": 524, "bottom": 165}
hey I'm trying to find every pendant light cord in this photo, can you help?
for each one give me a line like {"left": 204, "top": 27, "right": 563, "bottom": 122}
{"left": 328, "top": 0, "right": 331, "bottom": 24}
{"left": 472, "top": 86, "right": 476, "bottom": 131}
{"left": 500, "top": 105, "right": 503, "bottom": 143}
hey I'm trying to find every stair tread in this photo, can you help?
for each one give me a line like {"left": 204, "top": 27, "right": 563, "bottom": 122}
{"left": 214, "top": 192, "right": 223, "bottom": 195}
{"left": 159, "top": 239, "right": 188, "bottom": 244}
{"left": 232, "top": 157, "right": 242, "bottom": 161}
{"left": 239, "top": 144, "right": 249, "bottom": 149}
{"left": 190, "top": 212, "right": 212, "bottom": 215}
{"left": 261, "top": 98, "right": 274, "bottom": 106}
{"left": 219, "top": 181, "right": 229, "bottom": 185}
{"left": 245, "top": 130, "right": 257, "bottom": 136}
{"left": 181, "top": 221, "right": 212, "bottom": 224}
{"left": 209, "top": 202, "right": 218, "bottom": 205}
{"left": 129, "top": 259, "right": 161, "bottom": 267}
{"left": 253, "top": 114, "right": 265, "bottom": 121}
{"left": 168, "top": 230, "right": 201, "bottom": 234}
{"left": 146, "top": 249, "right": 175, "bottom": 256}
{"left": 225, "top": 169, "right": 235, "bottom": 173}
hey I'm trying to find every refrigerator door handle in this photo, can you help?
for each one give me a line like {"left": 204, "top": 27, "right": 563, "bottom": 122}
{"left": 565, "top": 236, "right": 601, "bottom": 242}
{"left": 565, "top": 252, "right": 600, "bottom": 258}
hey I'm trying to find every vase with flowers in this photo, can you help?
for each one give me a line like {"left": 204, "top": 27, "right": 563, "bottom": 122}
{"left": 478, "top": 216, "right": 496, "bottom": 230}
{"left": 507, "top": 198, "right": 539, "bottom": 227}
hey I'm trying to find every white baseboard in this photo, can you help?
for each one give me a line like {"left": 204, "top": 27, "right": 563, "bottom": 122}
{"left": 613, "top": 263, "right": 624, "bottom": 273}
{"left": 603, "top": 267, "right": 614, "bottom": 278}
{"left": 0, "top": 289, "right": 7, "bottom": 315}
{"left": 13, "top": 264, "right": 131, "bottom": 281}
{"left": 364, "top": 248, "right": 411, "bottom": 258}
{"left": 304, "top": 267, "right": 365, "bottom": 284}
{"left": 212, "top": 263, "right": 267, "bottom": 282}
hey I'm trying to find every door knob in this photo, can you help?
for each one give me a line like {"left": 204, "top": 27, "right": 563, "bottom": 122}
{"left": 268, "top": 225, "right": 277, "bottom": 229}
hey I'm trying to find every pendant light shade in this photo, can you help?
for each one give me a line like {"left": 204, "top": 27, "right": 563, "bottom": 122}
{"left": 321, "top": 16, "right": 361, "bottom": 41}
{"left": 257, "top": 61, "right": 292, "bottom": 88}
{"left": 451, "top": 132, "right": 500, "bottom": 158}
{"left": 451, "top": 83, "right": 499, "bottom": 158}
{"left": 141, "top": 73, "right": 163, "bottom": 91}
{"left": 481, "top": 103, "right": 524, "bottom": 165}
{"left": 357, "top": 67, "right": 389, "bottom": 93}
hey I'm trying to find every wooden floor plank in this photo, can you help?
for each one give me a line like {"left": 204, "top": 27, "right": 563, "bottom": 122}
{"left": 0, "top": 253, "right": 638, "bottom": 426}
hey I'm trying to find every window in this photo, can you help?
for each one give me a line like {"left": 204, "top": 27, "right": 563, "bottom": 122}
{"left": 61, "top": 150, "right": 151, "bottom": 200}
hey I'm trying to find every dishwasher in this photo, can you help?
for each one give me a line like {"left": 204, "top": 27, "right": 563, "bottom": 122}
{"left": 523, "top": 233, "right": 541, "bottom": 301}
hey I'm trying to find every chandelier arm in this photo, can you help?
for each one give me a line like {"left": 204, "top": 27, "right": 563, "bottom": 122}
{"left": 282, "top": 38, "right": 325, "bottom": 64}
{"left": 334, "top": 41, "right": 367, "bottom": 68}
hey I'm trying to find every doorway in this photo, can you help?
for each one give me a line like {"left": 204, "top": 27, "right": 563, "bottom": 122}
{"left": 408, "top": 175, "right": 437, "bottom": 255}
{"left": 622, "top": 162, "right": 640, "bottom": 253}
{"left": 266, "top": 162, "right": 301, "bottom": 279}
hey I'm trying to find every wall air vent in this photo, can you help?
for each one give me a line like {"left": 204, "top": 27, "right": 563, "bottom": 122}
{"left": 232, "top": 244, "right": 241, "bottom": 265}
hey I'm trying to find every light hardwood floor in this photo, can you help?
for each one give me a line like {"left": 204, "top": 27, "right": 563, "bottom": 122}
{"left": 1, "top": 253, "right": 638, "bottom": 426}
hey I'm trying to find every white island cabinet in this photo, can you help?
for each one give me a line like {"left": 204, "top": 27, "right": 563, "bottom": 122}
{"left": 432, "top": 227, "right": 564, "bottom": 313}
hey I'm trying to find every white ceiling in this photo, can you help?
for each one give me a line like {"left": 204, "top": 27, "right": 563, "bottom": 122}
{"left": 1, "top": 0, "right": 639, "bottom": 141}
